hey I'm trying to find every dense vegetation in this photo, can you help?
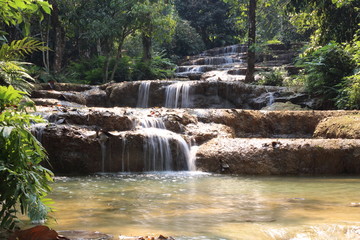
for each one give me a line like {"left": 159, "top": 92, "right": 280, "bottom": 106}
{"left": 0, "top": 0, "right": 53, "bottom": 230}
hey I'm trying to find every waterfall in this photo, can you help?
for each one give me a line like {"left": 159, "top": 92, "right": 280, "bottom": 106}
{"left": 137, "top": 82, "right": 151, "bottom": 108}
{"left": 119, "top": 116, "right": 192, "bottom": 172}
{"left": 32, "top": 123, "right": 47, "bottom": 143}
{"left": 98, "top": 132, "right": 109, "bottom": 172}
{"left": 165, "top": 82, "right": 191, "bottom": 108}
{"left": 268, "top": 92, "right": 275, "bottom": 106}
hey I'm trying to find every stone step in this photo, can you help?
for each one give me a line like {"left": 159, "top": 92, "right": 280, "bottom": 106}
{"left": 196, "top": 138, "right": 360, "bottom": 175}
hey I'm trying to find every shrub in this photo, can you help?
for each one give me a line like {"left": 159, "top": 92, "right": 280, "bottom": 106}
{"left": 132, "top": 52, "right": 175, "bottom": 80}
{"left": 258, "top": 67, "right": 288, "bottom": 86}
{"left": 0, "top": 86, "right": 53, "bottom": 230}
{"left": 296, "top": 42, "right": 356, "bottom": 108}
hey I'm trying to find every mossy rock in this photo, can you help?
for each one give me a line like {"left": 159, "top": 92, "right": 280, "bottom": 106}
{"left": 313, "top": 114, "right": 360, "bottom": 139}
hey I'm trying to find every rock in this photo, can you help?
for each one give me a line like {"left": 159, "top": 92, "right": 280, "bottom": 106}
{"left": 314, "top": 115, "right": 360, "bottom": 139}
{"left": 196, "top": 138, "right": 360, "bottom": 175}
{"left": 9, "top": 225, "right": 69, "bottom": 240}
{"left": 83, "top": 88, "right": 109, "bottom": 107}
{"left": 57, "top": 230, "right": 112, "bottom": 240}
{"left": 261, "top": 102, "right": 308, "bottom": 111}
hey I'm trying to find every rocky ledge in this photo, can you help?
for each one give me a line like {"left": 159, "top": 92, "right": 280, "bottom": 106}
{"left": 31, "top": 106, "right": 360, "bottom": 175}
{"left": 196, "top": 138, "right": 360, "bottom": 174}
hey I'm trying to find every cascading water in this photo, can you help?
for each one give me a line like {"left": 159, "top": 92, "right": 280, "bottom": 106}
{"left": 165, "top": 82, "right": 191, "bottom": 108}
{"left": 137, "top": 81, "right": 151, "bottom": 108}
{"left": 120, "top": 116, "right": 193, "bottom": 172}
{"left": 32, "top": 123, "right": 47, "bottom": 143}
{"left": 268, "top": 92, "right": 275, "bottom": 106}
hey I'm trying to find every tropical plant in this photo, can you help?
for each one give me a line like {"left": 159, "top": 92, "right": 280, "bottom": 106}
{"left": 296, "top": 42, "right": 356, "bottom": 108}
{"left": 258, "top": 67, "right": 288, "bottom": 86}
{"left": 336, "top": 34, "right": 360, "bottom": 109}
{"left": 132, "top": 52, "right": 175, "bottom": 80}
{"left": 286, "top": 0, "right": 359, "bottom": 45}
{"left": 0, "top": 38, "right": 49, "bottom": 93}
{"left": 0, "top": 85, "right": 53, "bottom": 230}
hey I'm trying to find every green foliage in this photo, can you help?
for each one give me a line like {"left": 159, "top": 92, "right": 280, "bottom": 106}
{"left": 336, "top": 35, "right": 360, "bottom": 109}
{"left": 0, "top": 0, "right": 52, "bottom": 35}
{"left": 0, "top": 38, "right": 49, "bottom": 93}
{"left": 296, "top": 42, "right": 356, "bottom": 107}
{"left": 163, "top": 19, "right": 205, "bottom": 59}
{"left": 258, "top": 67, "right": 288, "bottom": 86}
{"left": 0, "top": 38, "right": 49, "bottom": 61}
{"left": 286, "top": 0, "right": 359, "bottom": 45}
{"left": 0, "top": 86, "right": 53, "bottom": 230}
{"left": 0, "top": 61, "right": 34, "bottom": 93}
{"left": 65, "top": 56, "right": 106, "bottom": 85}
{"left": 133, "top": 52, "right": 176, "bottom": 80}
{"left": 176, "top": 0, "right": 239, "bottom": 48}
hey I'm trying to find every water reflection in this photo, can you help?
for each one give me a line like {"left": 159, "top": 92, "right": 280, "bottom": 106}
{"left": 42, "top": 173, "right": 360, "bottom": 239}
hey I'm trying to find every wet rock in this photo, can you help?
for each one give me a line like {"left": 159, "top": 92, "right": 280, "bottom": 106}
{"left": 83, "top": 88, "right": 109, "bottom": 107}
{"left": 185, "top": 122, "right": 235, "bottom": 144}
{"left": 57, "top": 230, "right": 112, "bottom": 240}
{"left": 314, "top": 115, "right": 360, "bottom": 139}
{"left": 9, "top": 225, "right": 69, "bottom": 240}
{"left": 34, "top": 83, "right": 93, "bottom": 92}
{"left": 261, "top": 102, "right": 308, "bottom": 111}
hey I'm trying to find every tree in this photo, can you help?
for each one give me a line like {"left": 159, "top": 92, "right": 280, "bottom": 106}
{"left": 175, "top": 0, "right": 239, "bottom": 49}
{"left": 286, "top": 0, "right": 360, "bottom": 45}
{"left": 244, "top": 0, "right": 256, "bottom": 83}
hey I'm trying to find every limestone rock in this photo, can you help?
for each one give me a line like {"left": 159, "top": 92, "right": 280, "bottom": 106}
{"left": 314, "top": 115, "right": 360, "bottom": 139}
{"left": 196, "top": 138, "right": 360, "bottom": 175}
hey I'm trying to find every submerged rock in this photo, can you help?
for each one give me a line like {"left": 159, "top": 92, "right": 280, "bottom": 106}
{"left": 57, "top": 230, "right": 112, "bottom": 240}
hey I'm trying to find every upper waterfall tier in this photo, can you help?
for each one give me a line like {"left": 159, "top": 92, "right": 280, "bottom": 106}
{"left": 174, "top": 43, "right": 302, "bottom": 80}
{"left": 31, "top": 80, "right": 312, "bottom": 110}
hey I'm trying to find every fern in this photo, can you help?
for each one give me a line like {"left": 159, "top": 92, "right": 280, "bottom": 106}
{"left": 0, "top": 37, "right": 49, "bottom": 61}
{"left": 0, "top": 61, "right": 35, "bottom": 93}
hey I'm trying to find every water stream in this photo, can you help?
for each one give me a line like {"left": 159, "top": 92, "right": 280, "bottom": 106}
{"left": 39, "top": 173, "right": 360, "bottom": 240}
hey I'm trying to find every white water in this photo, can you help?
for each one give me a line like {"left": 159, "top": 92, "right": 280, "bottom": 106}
{"left": 165, "top": 82, "right": 191, "bottom": 108}
{"left": 117, "top": 116, "right": 193, "bottom": 171}
{"left": 268, "top": 92, "right": 275, "bottom": 106}
{"left": 137, "top": 81, "right": 151, "bottom": 108}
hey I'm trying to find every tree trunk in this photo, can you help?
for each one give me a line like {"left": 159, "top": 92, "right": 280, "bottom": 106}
{"left": 109, "top": 40, "right": 124, "bottom": 82}
{"left": 142, "top": 32, "right": 152, "bottom": 62}
{"left": 245, "top": 0, "right": 256, "bottom": 83}
{"left": 103, "top": 55, "right": 111, "bottom": 83}
{"left": 49, "top": 0, "right": 66, "bottom": 74}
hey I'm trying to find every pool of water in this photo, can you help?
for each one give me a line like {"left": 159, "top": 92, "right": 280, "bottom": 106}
{"left": 38, "top": 172, "right": 360, "bottom": 239}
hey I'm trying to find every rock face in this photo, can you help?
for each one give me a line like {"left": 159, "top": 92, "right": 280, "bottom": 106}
{"left": 32, "top": 106, "right": 360, "bottom": 175}
{"left": 32, "top": 80, "right": 313, "bottom": 109}
{"left": 196, "top": 138, "right": 360, "bottom": 175}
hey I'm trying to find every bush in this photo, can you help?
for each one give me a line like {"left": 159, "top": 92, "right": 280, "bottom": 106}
{"left": 132, "top": 52, "right": 175, "bottom": 80}
{"left": 65, "top": 56, "right": 106, "bottom": 84}
{"left": 0, "top": 86, "right": 53, "bottom": 230}
{"left": 296, "top": 42, "right": 356, "bottom": 108}
{"left": 336, "top": 72, "right": 360, "bottom": 109}
{"left": 258, "top": 67, "right": 288, "bottom": 86}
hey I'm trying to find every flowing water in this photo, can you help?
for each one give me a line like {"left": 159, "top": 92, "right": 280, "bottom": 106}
{"left": 40, "top": 173, "right": 360, "bottom": 239}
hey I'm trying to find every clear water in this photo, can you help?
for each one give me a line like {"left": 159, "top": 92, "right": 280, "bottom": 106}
{"left": 42, "top": 173, "right": 360, "bottom": 239}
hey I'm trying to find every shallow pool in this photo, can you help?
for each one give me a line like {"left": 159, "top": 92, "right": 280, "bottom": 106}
{"left": 37, "top": 172, "right": 360, "bottom": 239}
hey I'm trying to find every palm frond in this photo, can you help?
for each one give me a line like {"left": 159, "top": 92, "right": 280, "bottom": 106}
{"left": 0, "top": 37, "right": 50, "bottom": 61}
